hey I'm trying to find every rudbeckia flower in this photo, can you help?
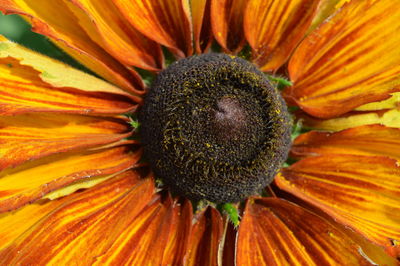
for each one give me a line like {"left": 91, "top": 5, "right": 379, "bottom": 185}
{"left": 0, "top": 0, "right": 400, "bottom": 264}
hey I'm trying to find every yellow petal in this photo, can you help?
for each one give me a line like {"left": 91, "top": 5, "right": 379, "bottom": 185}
{"left": 113, "top": 0, "right": 193, "bottom": 58}
{"left": 356, "top": 92, "right": 400, "bottom": 111}
{"left": 0, "top": 191, "right": 70, "bottom": 251}
{"left": 0, "top": 144, "right": 141, "bottom": 212}
{"left": 237, "top": 197, "right": 370, "bottom": 265}
{"left": 0, "top": 0, "right": 143, "bottom": 93}
{"left": 292, "top": 124, "right": 400, "bottom": 160}
{"left": 0, "top": 171, "right": 155, "bottom": 264}
{"left": 68, "top": 0, "right": 163, "bottom": 70}
{"left": 244, "top": 0, "right": 320, "bottom": 71}
{"left": 276, "top": 155, "right": 400, "bottom": 253}
{"left": 286, "top": 0, "right": 400, "bottom": 118}
{"left": 308, "top": 0, "right": 349, "bottom": 33}
{"left": 211, "top": 0, "right": 247, "bottom": 53}
{"left": 0, "top": 36, "right": 135, "bottom": 97}
{"left": 299, "top": 109, "right": 400, "bottom": 131}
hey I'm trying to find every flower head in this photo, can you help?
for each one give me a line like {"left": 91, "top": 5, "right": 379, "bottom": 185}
{"left": 0, "top": 0, "right": 400, "bottom": 264}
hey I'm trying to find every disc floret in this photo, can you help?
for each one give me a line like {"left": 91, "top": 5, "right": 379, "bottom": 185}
{"left": 140, "top": 54, "right": 291, "bottom": 203}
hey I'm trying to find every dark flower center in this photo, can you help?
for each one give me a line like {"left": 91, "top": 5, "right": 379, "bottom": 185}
{"left": 139, "top": 53, "right": 292, "bottom": 203}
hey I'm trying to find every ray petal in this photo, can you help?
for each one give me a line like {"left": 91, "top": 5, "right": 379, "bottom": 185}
{"left": 211, "top": 0, "right": 247, "bottom": 53}
{"left": 292, "top": 124, "right": 400, "bottom": 160}
{"left": 185, "top": 207, "right": 224, "bottom": 265}
{"left": 298, "top": 109, "right": 400, "bottom": 131}
{"left": 162, "top": 199, "right": 193, "bottom": 265}
{"left": 237, "top": 197, "right": 371, "bottom": 265}
{"left": 276, "top": 154, "right": 400, "bottom": 255}
{"left": 0, "top": 42, "right": 141, "bottom": 115}
{"left": 0, "top": 171, "right": 155, "bottom": 265}
{"left": 0, "top": 145, "right": 141, "bottom": 212}
{"left": 0, "top": 0, "right": 143, "bottom": 93}
{"left": 244, "top": 0, "right": 320, "bottom": 71}
{"left": 286, "top": 0, "right": 400, "bottom": 118}
{"left": 0, "top": 113, "right": 131, "bottom": 170}
{"left": 113, "top": 0, "right": 193, "bottom": 58}
{"left": 92, "top": 193, "right": 175, "bottom": 265}
{"left": 191, "top": 0, "right": 213, "bottom": 54}
{"left": 68, "top": 0, "right": 164, "bottom": 70}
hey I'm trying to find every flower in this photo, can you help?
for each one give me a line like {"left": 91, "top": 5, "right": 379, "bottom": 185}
{"left": 0, "top": 0, "right": 399, "bottom": 264}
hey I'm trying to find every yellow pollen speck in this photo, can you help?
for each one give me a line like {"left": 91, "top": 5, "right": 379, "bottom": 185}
{"left": 299, "top": 96, "right": 307, "bottom": 102}
{"left": 205, "top": 143, "right": 212, "bottom": 148}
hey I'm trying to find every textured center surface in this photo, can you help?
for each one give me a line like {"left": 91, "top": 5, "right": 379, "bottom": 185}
{"left": 139, "top": 53, "right": 292, "bottom": 203}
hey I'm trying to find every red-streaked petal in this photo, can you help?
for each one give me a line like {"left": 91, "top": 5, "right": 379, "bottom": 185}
{"left": 0, "top": 191, "right": 70, "bottom": 251}
{"left": 237, "top": 197, "right": 371, "bottom": 265}
{"left": 298, "top": 109, "right": 400, "bottom": 131}
{"left": 0, "top": 1, "right": 143, "bottom": 93}
{"left": 191, "top": 0, "right": 212, "bottom": 54}
{"left": 162, "top": 199, "right": 193, "bottom": 265}
{"left": 292, "top": 124, "right": 400, "bottom": 160}
{"left": 0, "top": 113, "right": 130, "bottom": 170}
{"left": 68, "top": 0, "right": 163, "bottom": 70}
{"left": 0, "top": 57, "right": 138, "bottom": 115}
{"left": 244, "top": 0, "right": 320, "bottom": 72}
{"left": 211, "top": 0, "right": 247, "bottom": 53}
{"left": 0, "top": 171, "right": 155, "bottom": 265}
{"left": 92, "top": 193, "right": 174, "bottom": 265}
{"left": 276, "top": 155, "right": 400, "bottom": 253}
{"left": 113, "top": 0, "right": 193, "bottom": 58}
{"left": 0, "top": 145, "right": 141, "bottom": 212}
{"left": 286, "top": 0, "right": 400, "bottom": 118}
{"left": 185, "top": 207, "right": 224, "bottom": 265}
{"left": 221, "top": 220, "right": 237, "bottom": 266}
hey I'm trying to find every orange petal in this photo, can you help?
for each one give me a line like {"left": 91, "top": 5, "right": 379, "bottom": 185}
{"left": 113, "top": 0, "right": 193, "bottom": 58}
{"left": 292, "top": 124, "right": 400, "bottom": 160}
{"left": 308, "top": 0, "right": 348, "bottom": 33}
{"left": 93, "top": 193, "right": 175, "bottom": 265}
{"left": 0, "top": 192, "right": 70, "bottom": 251}
{"left": 162, "top": 199, "right": 193, "bottom": 265}
{"left": 0, "top": 145, "right": 141, "bottom": 212}
{"left": 1, "top": 0, "right": 143, "bottom": 93}
{"left": 244, "top": 0, "right": 320, "bottom": 72}
{"left": 237, "top": 197, "right": 371, "bottom": 265}
{"left": 286, "top": 0, "right": 400, "bottom": 118}
{"left": 276, "top": 155, "right": 400, "bottom": 252}
{"left": 298, "top": 109, "right": 400, "bottom": 131}
{"left": 191, "top": 0, "right": 213, "bottom": 54}
{"left": 0, "top": 58, "right": 139, "bottom": 116}
{"left": 185, "top": 207, "right": 224, "bottom": 265}
{"left": 0, "top": 171, "right": 156, "bottom": 265}
{"left": 68, "top": 0, "right": 163, "bottom": 70}
{"left": 0, "top": 113, "right": 130, "bottom": 170}
{"left": 211, "top": 0, "right": 247, "bottom": 53}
